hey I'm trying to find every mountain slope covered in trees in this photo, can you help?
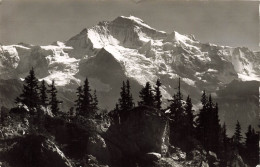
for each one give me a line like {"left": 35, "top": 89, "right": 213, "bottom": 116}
{"left": 0, "top": 69, "right": 258, "bottom": 167}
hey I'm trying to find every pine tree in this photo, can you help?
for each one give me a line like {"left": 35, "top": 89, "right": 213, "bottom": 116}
{"left": 138, "top": 82, "right": 154, "bottom": 107}
{"left": 48, "top": 80, "right": 62, "bottom": 116}
{"left": 245, "top": 125, "right": 259, "bottom": 166}
{"left": 210, "top": 102, "right": 221, "bottom": 154}
{"left": 16, "top": 67, "right": 40, "bottom": 111}
{"left": 154, "top": 79, "right": 162, "bottom": 110}
{"left": 196, "top": 90, "right": 209, "bottom": 150}
{"left": 221, "top": 123, "right": 228, "bottom": 151}
{"left": 233, "top": 120, "right": 242, "bottom": 146}
{"left": 39, "top": 80, "right": 48, "bottom": 108}
{"left": 119, "top": 81, "right": 128, "bottom": 111}
{"left": 92, "top": 90, "right": 99, "bottom": 114}
{"left": 126, "top": 80, "right": 134, "bottom": 110}
{"left": 75, "top": 86, "right": 83, "bottom": 115}
{"left": 245, "top": 125, "right": 253, "bottom": 148}
{"left": 168, "top": 78, "right": 185, "bottom": 147}
{"left": 219, "top": 122, "right": 228, "bottom": 166}
{"left": 109, "top": 103, "right": 120, "bottom": 124}
{"left": 74, "top": 78, "right": 98, "bottom": 119}
{"left": 185, "top": 95, "right": 194, "bottom": 138}
{"left": 176, "top": 78, "right": 183, "bottom": 102}
{"left": 81, "top": 78, "right": 93, "bottom": 118}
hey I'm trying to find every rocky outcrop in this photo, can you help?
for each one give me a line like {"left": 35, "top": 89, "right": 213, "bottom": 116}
{"left": 1, "top": 135, "right": 73, "bottom": 167}
{"left": 102, "top": 106, "right": 169, "bottom": 166}
{"left": 0, "top": 105, "right": 250, "bottom": 167}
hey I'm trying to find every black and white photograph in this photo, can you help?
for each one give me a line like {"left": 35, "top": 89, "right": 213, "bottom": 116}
{"left": 0, "top": 0, "right": 259, "bottom": 167}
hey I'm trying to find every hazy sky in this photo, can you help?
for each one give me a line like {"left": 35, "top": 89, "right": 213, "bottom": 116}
{"left": 0, "top": 0, "right": 259, "bottom": 50}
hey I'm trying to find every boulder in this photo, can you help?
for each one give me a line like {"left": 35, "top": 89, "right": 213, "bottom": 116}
{"left": 229, "top": 153, "right": 248, "bottom": 167}
{"left": 87, "top": 134, "right": 110, "bottom": 164}
{"left": 2, "top": 135, "right": 73, "bottom": 167}
{"left": 145, "top": 152, "right": 162, "bottom": 162}
{"left": 103, "top": 106, "right": 169, "bottom": 166}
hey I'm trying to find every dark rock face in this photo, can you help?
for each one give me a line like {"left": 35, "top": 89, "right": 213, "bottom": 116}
{"left": 103, "top": 106, "right": 169, "bottom": 166}
{"left": 2, "top": 135, "right": 73, "bottom": 167}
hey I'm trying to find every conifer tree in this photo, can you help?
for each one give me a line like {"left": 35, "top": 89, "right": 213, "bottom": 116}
{"left": 245, "top": 125, "right": 259, "bottom": 166}
{"left": 74, "top": 78, "right": 99, "bottom": 119}
{"left": 75, "top": 86, "right": 83, "bottom": 115}
{"left": 138, "top": 82, "right": 154, "bottom": 106}
{"left": 126, "top": 80, "right": 134, "bottom": 110}
{"left": 219, "top": 122, "right": 228, "bottom": 166}
{"left": 92, "top": 90, "right": 99, "bottom": 114}
{"left": 119, "top": 81, "right": 128, "bottom": 111}
{"left": 209, "top": 102, "right": 221, "bottom": 154}
{"left": 109, "top": 103, "right": 120, "bottom": 124}
{"left": 81, "top": 78, "right": 93, "bottom": 118}
{"left": 233, "top": 120, "right": 242, "bottom": 146}
{"left": 48, "top": 80, "right": 62, "bottom": 116}
{"left": 16, "top": 67, "right": 40, "bottom": 111}
{"left": 39, "top": 80, "right": 48, "bottom": 108}
{"left": 185, "top": 95, "right": 194, "bottom": 138}
{"left": 154, "top": 79, "right": 162, "bottom": 110}
{"left": 176, "top": 78, "right": 183, "bottom": 102}
{"left": 221, "top": 123, "right": 228, "bottom": 150}
{"left": 168, "top": 78, "right": 185, "bottom": 147}
{"left": 196, "top": 90, "right": 208, "bottom": 149}
{"left": 117, "top": 80, "right": 134, "bottom": 122}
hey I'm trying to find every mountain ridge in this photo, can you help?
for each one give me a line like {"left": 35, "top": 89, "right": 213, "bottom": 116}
{"left": 0, "top": 16, "right": 259, "bottom": 134}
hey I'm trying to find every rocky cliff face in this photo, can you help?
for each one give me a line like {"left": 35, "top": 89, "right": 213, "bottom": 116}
{"left": 0, "top": 16, "right": 259, "bottom": 134}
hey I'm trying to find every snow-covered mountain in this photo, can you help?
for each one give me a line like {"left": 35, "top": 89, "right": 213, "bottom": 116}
{"left": 0, "top": 16, "right": 259, "bottom": 134}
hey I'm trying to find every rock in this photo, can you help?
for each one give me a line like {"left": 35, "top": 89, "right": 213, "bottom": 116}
{"left": 208, "top": 151, "right": 218, "bottom": 166}
{"left": 168, "top": 146, "right": 186, "bottom": 161}
{"left": 179, "top": 152, "right": 186, "bottom": 160}
{"left": 2, "top": 135, "right": 73, "bottom": 167}
{"left": 103, "top": 106, "right": 169, "bottom": 166}
{"left": 201, "top": 161, "right": 210, "bottom": 167}
{"left": 168, "top": 145, "right": 176, "bottom": 154}
{"left": 87, "top": 134, "right": 110, "bottom": 164}
{"left": 0, "top": 130, "right": 3, "bottom": 138}
{"left": 145, "top": 152, "right": 162, "bottom": 161}
{"left": 156, "top": 157, "right": 186, "bottom": 167}
{"left": 229, "top": 153, "right": 248, "bottom": 167}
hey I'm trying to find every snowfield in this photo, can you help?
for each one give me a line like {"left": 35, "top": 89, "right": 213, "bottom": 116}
{"left": 1, "top": 15, "right": 260, "bottom": 106}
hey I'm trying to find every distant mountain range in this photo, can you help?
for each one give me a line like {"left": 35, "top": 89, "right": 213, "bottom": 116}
{"left": 0, "top": 16, "right": 259, "bottom": 135}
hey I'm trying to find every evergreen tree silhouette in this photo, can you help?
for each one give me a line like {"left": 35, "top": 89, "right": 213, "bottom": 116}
{"left": 185, "top": 95, "right": 194, "bottom": 138}
{"left": 48, "top": 80, "right": 62, "bottom": 116}
{"left": 126, "top": 80, "right": 134, "bottom": 110}
{"left": 81, "top": 78, "right": 93, "bottom": 118}
{"left": 138, "top": 82, "right": 154, "bottom": 106}
{"left": 119, "top": 81, "right": 128, "bottom": 111}
{"left": 245, "top": 125, "right": 259, "bottom": 166}
{"left": 210, "top": 102, "right": 221, "bottom": 154}
{"left": 168, "top": 78, "right": 185, "bottom": 147}
{"left": 16, "top": 67, "right": 40, "bottom": 111}
{"left": 39, "top": 80, "right": 48, "bottom": 109}
{"left": 74, "top": 78, "right": 98, "bottom": 119}
{"left": 109, "top": 103, "right": 120, "bottom": 124}
{"left": 92, "top": 90, "right": 99, "bottom": 114}
{"left": 219, "top": 122, "right": 228, "bottom": 166}
{"left": 196, "top": 90, "right": 209, "bottom": 150}
{"left": 154, "top": 79, "right": 162, "bottom": 110}
{"left": 233, "top": 120, "right": 242, "bottom": 146}
{"left": 117, "top": 80, "right": 134, "bottom": 122}
{"left": 75, "top": 86, "right": 83, "bottom": 115}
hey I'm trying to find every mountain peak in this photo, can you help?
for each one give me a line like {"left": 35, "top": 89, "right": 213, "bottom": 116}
{"left": 112, "top": 15, "right": 156, "bottom": 31}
